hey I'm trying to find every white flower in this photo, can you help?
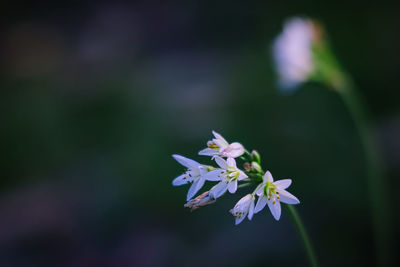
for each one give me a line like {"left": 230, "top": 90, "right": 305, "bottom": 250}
{"left": 204, "top": 157, "right": 248, "bottom": 198}
{"left": 230, "top": 194, "right": 255, "bottom": 225}
{"left": 198, "top": 131, "right": 244, "bottom": 158}
{"left": 273, "top": 17, "right": 315, "bottom": 91}
{"left": 172, "top": 154, "right": 210, "bottom": 201}
{"left": 254, "top": 171, "right": 300, "bottom": 220}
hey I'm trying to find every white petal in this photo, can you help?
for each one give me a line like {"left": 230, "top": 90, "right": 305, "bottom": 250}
{"left": 226, "top": 157, "right": 237, "bottom": 168}
{"left": 198, "top": 148, "right": 217, "bottom": 156}
{"left": 267, "top": 199, "right": 281, "bottom": 220}
{"left": 278, "top": 189, "right": 300, "bottom": 204}
{"left": 254, "top": 196, "right": 268, "bottom": 213}
{"left": 274, "top": 179, "right": 292, "bottom": 190}
{"left": 235, "top": 194, "right": 251, "bottom": 206}
{"left": 247, "top": 200, "right": 255, "bottom": 220}
{"left": 212, "top": 131, "right": 229, "bottom": 147}
{"left": 237, "top": 170, "right": 248, "bottom": 181}
{"left": 221, "top": 142, "right": 244, "bottom": 158}
{"left": 235, "top": 215, "right": 246, "bottom": 225}
{"left": 214, "top": 156, "right": 228, "bottom": 169}
{"left": 263, "top": 171, "right": 274, "bottom": 183}
{"left": 256, "top": 185, "right": 265, "bottom": 196}
{"left": 275, "top": 201, "right": 282, "bottom": 220}
{"left": 228, "top": 180, "right": 238, "bottom": 193}
{"left": 203, "top": 169, "right": 224, "bottom": 181}
{"left": 172, "top": 174, "right": 188, "bottom": 186}
{"left": 210, "top": 181, "right": 228, "bottom": 198}
{"left": 186, "top": 178, "right": 205, "bottom": 201}
{"left": 172, "top": 154, "right": 200, "bottom": 169}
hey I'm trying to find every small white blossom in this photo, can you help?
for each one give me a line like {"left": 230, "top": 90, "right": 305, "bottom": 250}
{"left": 204, "top": 157, "right": 248, "bottom": 198}
{"left": 273, "top": 17, "right": 315, "bottom": 91}
{"left": 254, "top": 171, "right": 300, "bottom": 220}
{"left": 172, "top": 154, "right": 210, "bottom": 201}
{"left": 230, "top": 194, "right": 255, "bottom": 225}
{"left": 199, "top": 131, "right": 244, "bottom": 158}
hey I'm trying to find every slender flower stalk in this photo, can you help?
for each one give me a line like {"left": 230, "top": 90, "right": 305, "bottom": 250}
{"left": 286, "top": 205, "right": 318, "bottom": 267}
{"left": 272, "top": 17, "right": 393, "bottom": 266}
{"left": 333, "top": 77, "right": 393, "bottom": 267}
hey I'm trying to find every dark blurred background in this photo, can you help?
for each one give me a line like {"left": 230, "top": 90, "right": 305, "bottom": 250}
{"left": 1, "top": 1, "right": 399, "bottom": 266}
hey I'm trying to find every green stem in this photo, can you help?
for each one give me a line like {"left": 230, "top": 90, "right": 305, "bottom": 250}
{"left": 334, "top": 76, "right": 393, "bottom": 267}
{"left": 237, "top": 183, "right": 252, "bottom": 189}
{"left": 286, "top": 205, "right": 318, "bottom": 267}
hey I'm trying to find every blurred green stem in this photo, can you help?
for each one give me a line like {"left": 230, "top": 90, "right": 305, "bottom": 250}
{"left": 334, "top": 75, "right": 393, "bottom": 267}
{"left": 286, "top": 205, "right": 318, "bottom": 267}
{"left": 237, "top": 183, "right": 252, "bottom": 189}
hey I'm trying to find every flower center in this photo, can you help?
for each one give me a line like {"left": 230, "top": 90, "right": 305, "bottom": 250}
{"left": 227, "top": 168, "right": 240, "bottom": 180}
{"left": 232, "top": 211, "right": 244, "bottom": 218}
{"left": 207, "top": 141, "right": 219, "bottom": 149}
{"left": 185, "top": 169, "right": 200, "bottom": 183}
{"left": 264, "top": 182, "right": 280, "bottom": 204}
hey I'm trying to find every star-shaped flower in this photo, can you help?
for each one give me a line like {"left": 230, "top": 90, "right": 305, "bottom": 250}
{"left": 172, "top": 154, "right": 210, "bottom": 201}
{"left": 254, "top": 171, "right": 300, "bottom": 220}
{"left": 198, "top": 131, "right": 244, "bottom": 158}
{"left": 204, "top": 157, "right": 248, "bottom": 199}
{"left": 230, "top": 194, "right": 255, "bottom": 225}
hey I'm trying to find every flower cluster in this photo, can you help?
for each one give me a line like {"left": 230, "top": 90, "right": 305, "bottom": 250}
{"left": 172, "top": 131, "right": 300, "bottom": 225}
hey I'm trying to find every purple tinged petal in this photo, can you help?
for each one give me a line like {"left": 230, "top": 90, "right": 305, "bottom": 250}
{"left": 172, "top": 154, "right": 201, "bottom": 169}
{"left": 172, "top": 174, "right": 188, "bottom": 186}
{"left": 254, "top": 196, "right": 268, "bottom": 213}
{"left": 228, "top": 180, "right": 238, "bottom": 193}
{"left": 278, "top": 189, "right": 300, "bottom": 204}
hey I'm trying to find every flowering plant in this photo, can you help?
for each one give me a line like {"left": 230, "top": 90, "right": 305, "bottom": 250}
{"left": 172, "top": 131, "right": 299, "bottom": 224}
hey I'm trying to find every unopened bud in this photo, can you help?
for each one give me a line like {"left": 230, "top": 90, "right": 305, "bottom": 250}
{"left": 251, "top": 150, "right": 261, "bottom": 164}
{"left": 251, "top": 162, "right": 262, "bottom": 172}
{"left": 243, "top": 162, "right": 251, "bottom": 172}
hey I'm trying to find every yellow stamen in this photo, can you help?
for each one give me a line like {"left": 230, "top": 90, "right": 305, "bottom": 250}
{"left": 273, "top": 200, "right": 276, "bottom": 204}
{"left": 277, "top": 195, "right": 280, "bottom": 199}
{"left": 207, "top": 142, "right": 219, "bottom": 149}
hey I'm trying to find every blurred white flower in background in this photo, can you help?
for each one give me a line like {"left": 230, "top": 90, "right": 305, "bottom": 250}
{"left": 273, "top": 17, "right": 315, "bottom": 91}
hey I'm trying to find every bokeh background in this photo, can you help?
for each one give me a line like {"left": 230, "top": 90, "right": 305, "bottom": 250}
{"left": 1, "top": 1, "right": 399, "bottom": 266}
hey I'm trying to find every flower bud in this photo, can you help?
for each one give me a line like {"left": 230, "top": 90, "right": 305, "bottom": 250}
{"left": 251, "top": 162, "right": 262, "bottom": 173}
{"left": 251, "top": 150, "right": 261, "bottom": 164}
{"left": 243, "top": 162, "right": 251, "bottom": 172}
